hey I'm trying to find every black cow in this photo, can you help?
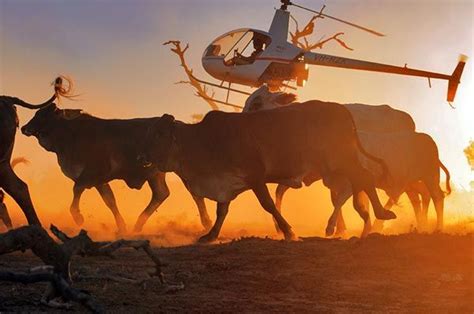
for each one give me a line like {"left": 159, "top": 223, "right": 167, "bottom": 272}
{"left": 0, "top": 78, "right": 63, "bottom": 226}
{"left": 22, "top": 103, "right": 212, "bottom": 233}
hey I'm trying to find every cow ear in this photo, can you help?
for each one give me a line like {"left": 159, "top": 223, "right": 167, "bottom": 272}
{"left": 61, "top": 109, "right": 82, "bottom": 120}
{"left": 160, "top": 113, "right": 174, "bottom": 129}
{"left": 155, "top": 114, "right": 175, "bottom": 135}
{"left": 161, "top": 114, "right": 175, "bottom": 124}
{"left": 43, "top": 102, "right": 57, "bottom": 112}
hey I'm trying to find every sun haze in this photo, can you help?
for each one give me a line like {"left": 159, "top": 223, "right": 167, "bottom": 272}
{"left": 0, "top": 0, "right": 472, "bottom": 243}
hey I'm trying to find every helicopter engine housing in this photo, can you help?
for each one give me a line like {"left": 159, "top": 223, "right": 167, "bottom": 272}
{"left": 259, "top": 61, "right": 309, "bottom": 87}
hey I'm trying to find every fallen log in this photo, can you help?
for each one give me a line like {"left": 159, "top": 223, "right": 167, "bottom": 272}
{"left": 0, "top": 224, "right": 170, "bottom": 312}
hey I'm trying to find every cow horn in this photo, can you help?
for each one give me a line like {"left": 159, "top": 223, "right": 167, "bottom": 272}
{"left": 3, "top": 75, "right": 76, "bottom": 110}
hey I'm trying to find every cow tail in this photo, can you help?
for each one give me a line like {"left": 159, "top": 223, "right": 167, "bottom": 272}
{"left": 346, "top": 109, "right": 389, "bottom": 183}
{"left": 439, "top": 160, "right": 451, "bottom": 195}
{"left": 353, "top": 130, "right": 390, "bottom": 183}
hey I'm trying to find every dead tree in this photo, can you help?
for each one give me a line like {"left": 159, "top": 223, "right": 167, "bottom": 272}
{"left": 164, "top": 40, "right": 220, "bottom": 111}
{"left": 290, "top": 5, "right": 353, "bottom": 52}
{"left": 49, "top": 224, "right": 164, "bottom": 280}
{"left": 0, "top": 225, "right": 170, "bottom": 312}
{"left": 0, "top": 225, "right": 102, "bottom": 312}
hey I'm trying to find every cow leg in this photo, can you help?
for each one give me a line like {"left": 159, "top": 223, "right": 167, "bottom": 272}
{"left": 0, "top": 203, "right": 13, "bottom": 229}
{"left": 405, "top": 188, "right": 424, "bottom": 230}
{"left": 353, "top": 191, "right": 372, "bottom": 238}
{"left": 253, "top": 184, "right": 296, "bottom": 241}
{"left": 346, "top": 166, "right": 396, "bottom": 221}
{"left": 198, "top": 202, "right": 230, "bottom": 243}
{"left": 423, "top": 178, "right": 444, "bottom": 231}
{"left": 133, "top": 173, "right": 170, "bottom": 233}
{"left": 335, "top": 210, "right": 347, "bottom": 237}
{"left": 420, "top": 185, "right": 431, "bottom": 229}
{"left": 372, "top": 198, "right": 395, "bottom": 233}
{"left": 273, "top": 184, "right": 290, "bottom": 234}
{"left": 70, "top": 183, "right": 85, "bottom": 226}
{"left": 275, "top": 184, "right": 290, "bottom": 212}
{"left": 96, "top": 183, "right": 126, "bottom": 234}
{"left": 191, "top": 194, "right": 212, "bottom": 231}
{"left": 0, "top": 166, "right": 41, "bottom": 226}
{"left": 326, "top": 183, "right": 351, "bottom": 237}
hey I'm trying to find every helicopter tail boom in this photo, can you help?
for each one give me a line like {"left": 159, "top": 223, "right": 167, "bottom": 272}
{"left": 304, "top": 52, "right": 467, "bottom": 102}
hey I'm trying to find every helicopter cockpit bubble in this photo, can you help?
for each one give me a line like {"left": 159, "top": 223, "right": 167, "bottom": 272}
{"left": 203, "top": 29, "right": 271, "bottom": 66}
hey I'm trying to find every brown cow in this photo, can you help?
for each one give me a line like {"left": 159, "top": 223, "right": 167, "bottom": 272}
{"left": 324, "top": 131, "right": 450, "bottom": 237}
{"left": 137, "top": 101, "right": 396, "bottom": 243}
{"left": 22, "top": 104, "right": 212, "bottom": 234}
{"left": 245, "top": 86, "right": 430, "bottom": 236}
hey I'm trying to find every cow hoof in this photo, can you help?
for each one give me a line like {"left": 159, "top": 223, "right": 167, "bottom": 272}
{"left": 71, "top": 212, "right": 84, "bottom": 226}
{"left": 133, "top": 222, "right": 145, "bottom": 233}
{"left": 376, "top": 209, "right": 397, "bottom": 220}
{"left": 334, "top": 229, "right": 347, "bottom": 238}
{"left": 117, "top": 226, "right": 127, "bottom": 236}
{"left": 197, "top": 233, "right": 217, "bottom": 244}
{"left": 274, "top": 225, "right": 283, "bottom": 235}
{"left": 325, "top": 225, "right": 335, "bottom": 237}
{"left": 284, "top": 231, "right": 298, "bottom": 242}
{"left": 361, "top": 226, "right": 372, "bottom": 238}
{"left": 273, "top": 218, "right": 283, "bottom": 235}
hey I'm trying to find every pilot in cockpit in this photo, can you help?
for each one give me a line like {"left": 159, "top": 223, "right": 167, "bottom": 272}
{"left": 233, "top": 33, "right": 267, "bottom": 65}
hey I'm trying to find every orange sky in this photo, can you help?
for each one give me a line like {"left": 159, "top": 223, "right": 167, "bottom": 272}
{"left": 0, "top": 0, "right": 472, "bottom": 242}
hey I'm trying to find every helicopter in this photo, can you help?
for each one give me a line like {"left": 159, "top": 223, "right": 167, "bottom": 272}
{"left": 199, "top": 0, "right": 467, "bottom": 107}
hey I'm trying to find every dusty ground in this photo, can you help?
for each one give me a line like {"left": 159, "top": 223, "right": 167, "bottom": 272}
{"left": 0, "top": 232, "right": 472, "bottom": 313}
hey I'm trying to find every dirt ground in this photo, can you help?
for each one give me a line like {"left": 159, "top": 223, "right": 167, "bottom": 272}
{"left": 0, "top": 232, "right": 472, "bottom": 313}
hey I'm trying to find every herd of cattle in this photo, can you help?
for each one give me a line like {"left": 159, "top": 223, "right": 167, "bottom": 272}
{"left": 0, "top": 78, "right": 450, "bottom": 242}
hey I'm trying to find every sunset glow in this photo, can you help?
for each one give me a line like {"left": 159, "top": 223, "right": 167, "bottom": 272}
{"left": 0, "top": 0, "right": 472, "bottom": 240}
{"left": 0, "top": 2, "right": 473, "bottom": 312}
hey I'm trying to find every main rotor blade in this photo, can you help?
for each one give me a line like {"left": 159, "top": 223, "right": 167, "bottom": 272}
{"left": 290, "top": 2, "right": 385, "bottom": 37}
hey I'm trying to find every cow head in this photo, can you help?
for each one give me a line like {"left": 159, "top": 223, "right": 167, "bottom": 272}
{"left": 137, "top": 114, "right": 177, "bottom": 171}
{"left": 243, "top": 85, "right": 297, "bottom": 112}
{"left": 21, "top": 103, "right": 82, "bottom": 151}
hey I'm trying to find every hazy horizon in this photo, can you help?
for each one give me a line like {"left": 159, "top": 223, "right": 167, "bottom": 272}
{"left": 0, "top": 0, "right": 472, "bottom": 241}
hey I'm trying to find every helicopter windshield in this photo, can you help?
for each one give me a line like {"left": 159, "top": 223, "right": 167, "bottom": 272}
{"left": 205, "top": 30, "right": 271, "bottom": 65}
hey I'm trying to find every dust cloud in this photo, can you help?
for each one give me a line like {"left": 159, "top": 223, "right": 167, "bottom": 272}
{"left": 2, "top": 160, "right": 472, "bottom": 247}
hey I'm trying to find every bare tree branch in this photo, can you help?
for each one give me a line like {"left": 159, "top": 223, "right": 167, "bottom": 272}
{"left": 304, "top": 32, "right": 353, "bottom": 51}
{"left": 0, "top": 225, "right": 170, "bottom": 312}
{"left": 0, "top": 269, "right": 104, "bottom": 313}
{"left": 50, "top": 224, "right": 164, "bottom": 282}
{"left": 289, "top": 5, "right": 353, "bottom": 52}
{"left": 0, "top": 226, "right": 102, "bottom": 312}
{"left": 290, "top": 15, "right": 319, "bottom": 47}
{"left": 164, "top": 40, "right": 220, "bottom": 111}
